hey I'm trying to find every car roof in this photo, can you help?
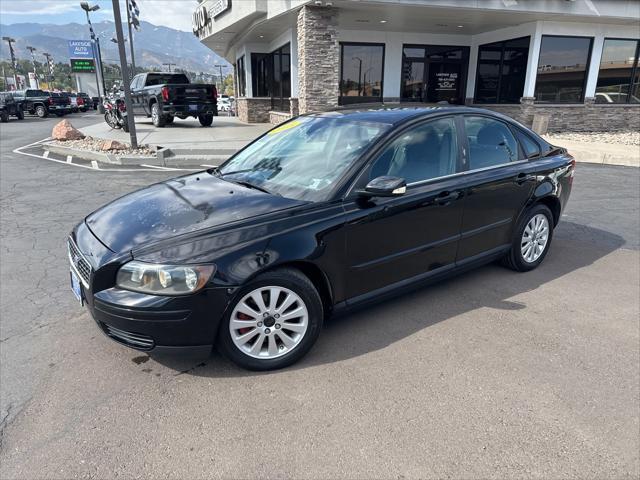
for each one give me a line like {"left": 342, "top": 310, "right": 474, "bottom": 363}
{"left": 306, "top": 105, "right": 502, "bottom": 125}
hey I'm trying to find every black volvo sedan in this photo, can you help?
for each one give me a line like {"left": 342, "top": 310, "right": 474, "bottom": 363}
{"left": 68, "top": 107, "right": 574, "bottom": 370}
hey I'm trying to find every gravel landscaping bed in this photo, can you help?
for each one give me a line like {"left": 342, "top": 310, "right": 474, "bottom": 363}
{"left": 51, "top": 137, "right": 156, "bottom": 156}
{"left": 545, "top": 131, "right": 640, "bottom": 146}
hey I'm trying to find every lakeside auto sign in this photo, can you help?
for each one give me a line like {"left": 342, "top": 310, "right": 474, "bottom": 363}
{"left": 68, "top": 40, "right": 94, "bottom": 60}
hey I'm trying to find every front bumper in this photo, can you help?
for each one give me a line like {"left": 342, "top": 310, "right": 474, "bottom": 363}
{"left": 69, "top": 225, "right": 233, "bottom": 356}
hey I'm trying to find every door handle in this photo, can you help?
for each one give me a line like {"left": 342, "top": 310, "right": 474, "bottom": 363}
{"left": 515, "top": 173, "right": 535, "bottom": 185}
{"left": 434, "top": 191, "right": 460, "bottom": 205}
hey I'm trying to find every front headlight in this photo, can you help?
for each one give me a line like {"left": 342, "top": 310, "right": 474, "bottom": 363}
{"left": 116, "top": 261, "right": 215, "bottom": 296}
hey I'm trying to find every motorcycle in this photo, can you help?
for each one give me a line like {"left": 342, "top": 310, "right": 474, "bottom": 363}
{"left": 103, "top": 97, "right": 129, "bottom": 133}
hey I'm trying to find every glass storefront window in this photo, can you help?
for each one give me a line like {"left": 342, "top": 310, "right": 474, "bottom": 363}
{"left": 236, "top": 56, "right": 246, "bottom": 97}
{"left": 534, "top": 35, "right": 593, "bottom": 103}
{"left": 401, "top": 45, "right": 469, "bottom": 104}
{"left": 474, "top": 37, "right": 530, "bottom": 104}
{"left": 248, "top": 44, "right": 291, "bottom": 111}
{"left": 595, "top": 38, "right": 640, "bottom": 104}
{"left": 251, "top": 53, "right": 270, "bottom": 97}
{"left": 340, "top": 43, "right": 385, "bottom": 104}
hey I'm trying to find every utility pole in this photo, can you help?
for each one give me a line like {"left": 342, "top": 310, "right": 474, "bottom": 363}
{"left": 2, "top": 37, "right": 18, "bottom": 90}
{"left": 112, "top": 0, "right": 138, "bottom": 148}
{"left": 26, "top": 46, "right": 39, "bottom": 88}
{"left": 162, "top": 63, "right": 175, "bottom": 73}
{"left": 214, "top": 64, "right": 225, "bottom": 90}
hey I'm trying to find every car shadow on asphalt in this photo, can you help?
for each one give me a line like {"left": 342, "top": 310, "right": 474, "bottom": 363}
{"left": 150, "top": 221, "right": 626, "bottom": 377}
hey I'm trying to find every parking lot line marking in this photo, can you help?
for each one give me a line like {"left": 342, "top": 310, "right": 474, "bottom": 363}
{"left": 91, "top": 160, "right": 99, "bottom": 169}
{"left": 66, "top": 155, "right": 73, "bottom": 164}
{"left": 200, "top": 164, "right": 218, "bottom": 168}
{"left": 42, "top": 151, "right": 49, "bottom": 158}
{"left": 12, "top": 139, "right": 199, "bottom": 173}
{"left": 140, "top": 164, "right": 181, "bottom": 171}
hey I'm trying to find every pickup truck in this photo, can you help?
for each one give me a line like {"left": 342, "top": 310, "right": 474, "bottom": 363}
{"left": 13, "top": 89, "right": 70, "bottom": 117}
{"left": 129, "top": 72, "right": 217, "bottom": 127}
{"left": 0, "top": 92, "right": 25, "bottom": 122}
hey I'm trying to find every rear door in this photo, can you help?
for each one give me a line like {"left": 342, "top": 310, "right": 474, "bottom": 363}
{"left": 455, "top": 115, "right": 536, "bottom": 263}
{"left": 343, "top": 116, "right": 465, "bottom": 302}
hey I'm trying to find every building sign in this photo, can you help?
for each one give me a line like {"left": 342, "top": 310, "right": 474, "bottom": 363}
{"left": 70, "top": 58, "right": 96, "bottom": 73}
{"left": 435, "top": 72, "right": 458, "bottom": 91}
{"left": 211, "top": 0, "right": 231, "bottom": 18}
{"left": 192, "top": 4, "right": 210, "bottom": 34}
{"left": 67, "top": 40, "right": 94, "bottom": 60}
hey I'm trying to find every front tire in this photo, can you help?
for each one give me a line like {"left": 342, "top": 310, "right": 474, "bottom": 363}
{"left": 198, "top": 114, "right": 213, "bottom": 127}
{"left": 151, "top": 103, "right": 165, "bottom": 127}
{"left": 503, "top": 204, "right": 554, "bottom": 272}
{"left": 16, "top": 109, "right": 24, "bottom": 120}
{"left": 0, "top": 112, "right": 8, "bottom": 123}
{"left": 217, "top": 268, "right": 323, "bottom": 371}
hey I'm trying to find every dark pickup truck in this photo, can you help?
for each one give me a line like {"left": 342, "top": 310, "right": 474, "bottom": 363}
{"left": 129, "top": 72, "right": 217, "bottom": 127}
{"left": 13, "top": 89, "right": 70, "bottom": 117}
{"left": 0, "top": 92, "right": 25, "bottom": 122}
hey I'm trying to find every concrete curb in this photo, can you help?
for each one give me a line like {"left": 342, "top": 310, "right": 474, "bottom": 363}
{"left": 544, "top": 139, "right": 640, "bottom": 167}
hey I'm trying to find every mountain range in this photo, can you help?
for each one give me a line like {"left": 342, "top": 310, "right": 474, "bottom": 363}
{"left": 0, "top": 21, "right": 230, "bottom": 73}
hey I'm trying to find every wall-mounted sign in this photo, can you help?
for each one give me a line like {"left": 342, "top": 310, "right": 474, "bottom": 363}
{"left": 192, "top": 4, "right": 210, "bottom": 34}
{"left": 435, "top": 72, "right": 458, "bottom": 91}
{"left": 211, "top": 0, "right": 231, "bottom": 18}
{"left": 68, "top": 40, "right": 94, "bottom": 60}
{"left": 70, "top": 58, "right": 96, "bottom": 73}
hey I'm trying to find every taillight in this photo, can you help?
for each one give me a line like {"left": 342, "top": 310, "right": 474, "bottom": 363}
{"left": 118, "top": 102, "right": 126, "bottom": 112}
{"left": 48, "top": 97, "right": 53, "bottom": 105}
{"left": 161, "top": 86, "right": 169, "bottom": 101}
{"left": 77, "top": 97, "right": 84, "bottom": 106}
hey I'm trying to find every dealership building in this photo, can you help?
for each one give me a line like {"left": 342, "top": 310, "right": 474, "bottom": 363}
{"left": 193, "top": 0, "right": 640, "bottom": 131}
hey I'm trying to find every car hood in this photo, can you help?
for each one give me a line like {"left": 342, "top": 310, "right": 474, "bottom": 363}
{"left": 85, "top": 173, "right": 305, "bottom": 253}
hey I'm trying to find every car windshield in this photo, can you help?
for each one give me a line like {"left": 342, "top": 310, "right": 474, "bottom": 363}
{"left": 145, "top": 73, "right": 190, "bottom": 85}
{"left": 218, "top": 116, "right": 389, "bottom": 202}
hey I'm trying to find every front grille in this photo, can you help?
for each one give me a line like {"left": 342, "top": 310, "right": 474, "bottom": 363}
{"left": 67, "top": 237, "right": 92, "bottom": 288}
{"left": 102, "top": 323, "right": 155, "bottom": 350}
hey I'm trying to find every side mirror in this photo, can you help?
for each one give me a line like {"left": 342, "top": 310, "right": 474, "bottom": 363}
{"left": 357, "top": 176, "right": 407, "bottom": 198}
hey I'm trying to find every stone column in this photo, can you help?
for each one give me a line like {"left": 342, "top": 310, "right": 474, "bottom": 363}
{"left": 296, "top": 5, "right": 339, "bottom": 114}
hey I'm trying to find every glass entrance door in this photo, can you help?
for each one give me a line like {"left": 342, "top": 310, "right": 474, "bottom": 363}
{"left": 401, "top": 45, "right": 469, "bottom": 104}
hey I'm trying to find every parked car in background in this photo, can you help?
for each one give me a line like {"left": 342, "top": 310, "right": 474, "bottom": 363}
{"left": 129, "top": 72, "right": 218, "bottom": 127}
{"left": 218, "top": 97, "right": 231, "bottom": 112}
{"left": 77, "top": 92, "right": 94, "bottom": 110}
{"left": 68, "top": 107, "right": 575, "bottom": 370}
{"left": 13, "top": 89, "right": 68, "bottom": 118}
{"left": 66, "top": 93, "right": 87, "bottom": 113}
{"left": 0, "top": 92, "right": 25, "bottom": 122}
{"left": 91, "top": 96, "right": 100, "bottom": 110}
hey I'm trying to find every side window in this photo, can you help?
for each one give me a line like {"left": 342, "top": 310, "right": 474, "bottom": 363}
{"left": 369, "top": 117, "right": 458, "bottom": 184}
{"left": 464, "top": 116, "right": 518, "bottom": 170}
{"left": 514, "top": 128, "right": 541, "bottom": 158}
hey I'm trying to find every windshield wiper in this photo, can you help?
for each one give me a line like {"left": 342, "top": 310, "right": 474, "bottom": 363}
{"left": 228, "top": 179, "right": 279, "bottom": 196}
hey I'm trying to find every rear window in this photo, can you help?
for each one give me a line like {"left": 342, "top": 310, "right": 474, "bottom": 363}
{"left": 27, "top": 89, "right": 45, "bottom": 96}
{"left": 144, "top": 73, "right": 190, "bottom": 86}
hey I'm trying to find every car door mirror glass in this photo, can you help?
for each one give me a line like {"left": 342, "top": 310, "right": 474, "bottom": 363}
{"left": 359, "top": 176, "right": 407, "bottom": 197}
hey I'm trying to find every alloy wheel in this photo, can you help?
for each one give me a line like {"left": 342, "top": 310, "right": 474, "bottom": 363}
{"left": 521, "top": 213, "right": 549, "bottom": 263}
{"left": 229, "top": 286, "right": 309, "bottom": 359}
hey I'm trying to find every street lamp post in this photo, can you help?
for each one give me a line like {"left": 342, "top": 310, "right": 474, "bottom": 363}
{"left": 2, "top": 36, "right": 18, "bottom": 89}
{"left": 26, "top": 46, "right": 39, "bottom": 88}
{"left": 43, "top": 52, "right": 54, "bottom": 89}
{"left": 80, "top": 2, "right": 107, "bottom": 108}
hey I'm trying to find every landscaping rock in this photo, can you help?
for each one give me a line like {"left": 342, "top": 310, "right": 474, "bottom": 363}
{"left": 101, "top": 140, "right": 128, "bottom": 151}
{"left": 51, "top": 119, "right": 85, "bottom": 141}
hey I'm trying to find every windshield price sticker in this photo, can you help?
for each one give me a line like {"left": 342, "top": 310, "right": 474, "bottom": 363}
{"left": 268, "top": 120, "right": 301, "bottom": 135}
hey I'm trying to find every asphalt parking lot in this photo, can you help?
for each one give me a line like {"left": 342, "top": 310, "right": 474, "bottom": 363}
{"left": 1, "top": 114, "right": 638, "bottom": 478}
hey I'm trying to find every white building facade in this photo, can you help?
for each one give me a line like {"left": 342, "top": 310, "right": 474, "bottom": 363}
{"left": 193, "top": 0, "right": 640, "bottom": 131}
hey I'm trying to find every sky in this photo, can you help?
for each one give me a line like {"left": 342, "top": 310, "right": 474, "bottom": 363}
{"left": 0, "top": 0, "right": 194, "bottom": 32}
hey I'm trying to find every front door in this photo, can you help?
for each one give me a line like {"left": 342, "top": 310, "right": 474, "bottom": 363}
{"left": 401, "top": 45, "right": 469, "bottom": 104}
{"left": 343, "top": 116, "right": 465, "bottom": 302}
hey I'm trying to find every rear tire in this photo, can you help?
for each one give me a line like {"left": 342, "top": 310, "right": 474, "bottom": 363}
{"left": 198, "top": 114, "right": 213, "bottom": 127}
{"left": 503, "top": 204, "right": 554, "bottom": 272}
{"left": 0, "top": 112, "right": 8, "bottom": 123}
{"left": 35, "top": 105, "right": 48, "bottom": 118}
{"left": 217, "top": 268, "right": 323, "bottom": 371}
{"left": 16, "top": 109, "right": 24, "bottom": 120}
{"left": 151, "top": 103, "right": 165, "bottom": 128}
